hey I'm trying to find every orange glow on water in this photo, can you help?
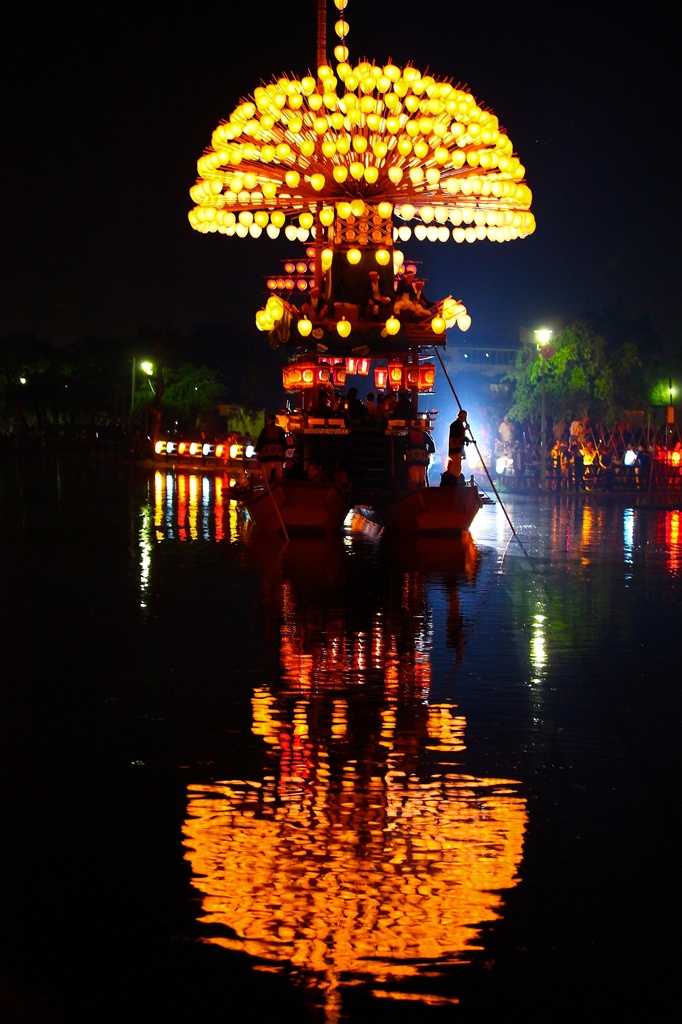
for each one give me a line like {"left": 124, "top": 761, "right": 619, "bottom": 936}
{"left": 181, "top": 535, "right": 526, "bottom": 1014}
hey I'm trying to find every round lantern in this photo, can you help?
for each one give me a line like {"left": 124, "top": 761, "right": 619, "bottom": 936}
{"left": 431, "top": 316, "right": 446, "bottom": 334}
{"left": 385, "top": 317, "right": 401, "bottom": 336}
{"left": 347, "top": 248, "right": 362, "bottom": 265}
{"left": 375, "top": 249, "right": 391, "bottom": 266}
{"left": 337, "top": 317, "right": 351, "bottom": 338}
{"left": 298, "top": 317, "right": 313, "bottom": 337}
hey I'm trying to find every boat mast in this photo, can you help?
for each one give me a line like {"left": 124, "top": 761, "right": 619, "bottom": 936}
{"left": 313, "top": 0, "right": 327, "bottom": 293}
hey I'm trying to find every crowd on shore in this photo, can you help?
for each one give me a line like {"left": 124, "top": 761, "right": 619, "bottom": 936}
{"left": 479, "top": 415, "right": 682, "bottom": 492}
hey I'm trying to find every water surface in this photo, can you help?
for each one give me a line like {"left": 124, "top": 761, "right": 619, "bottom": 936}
{"left": 1, "top": 455, "right": 678, "bottom": 1021}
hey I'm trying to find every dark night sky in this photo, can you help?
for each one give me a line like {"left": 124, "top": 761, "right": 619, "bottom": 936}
{"left": 2, "top": 1, "right": 679, "bottom": 351}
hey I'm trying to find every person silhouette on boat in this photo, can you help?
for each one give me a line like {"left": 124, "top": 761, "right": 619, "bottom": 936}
{"left": 255, "top": 413, "right": 287, "bottom": 483}
{"left": 406, "top": 420, "right": 436, "bottom": 489}
{"left": 447, "top": 409, "right": 469, "bottom": 478}
{"left": 392, "top": 390, "right": 417, "bottom": 421}
{"left": 363, "top": 270, "right": 393, "bottom": 321}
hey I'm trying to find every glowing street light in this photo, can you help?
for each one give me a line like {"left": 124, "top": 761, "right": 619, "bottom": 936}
{"left": 535, "top": 328, "right": 554, "bottom": 490}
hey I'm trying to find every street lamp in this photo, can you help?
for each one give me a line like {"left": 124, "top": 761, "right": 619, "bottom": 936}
{"left": 534, "top": 328, "right": 554, "bottom": 490}
{"left": 130, "top": 358, "right": 155, "bottom": 421}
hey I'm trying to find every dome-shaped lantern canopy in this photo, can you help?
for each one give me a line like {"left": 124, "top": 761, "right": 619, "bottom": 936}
{"left": 189, "top": 35, "right": 535, "bottom": 252}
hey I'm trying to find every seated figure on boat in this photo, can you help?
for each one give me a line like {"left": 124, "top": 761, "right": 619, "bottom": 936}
{"left": 394, "top": 269, "right": 433, "bottom": 322}
{"left": 300, "top": 286, "right": 329, "bottom": 322}
{"left": 362, "top": 270, "right": 394, "bottom": 321}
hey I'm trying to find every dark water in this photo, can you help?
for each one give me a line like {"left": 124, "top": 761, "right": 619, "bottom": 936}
{"left": 1, "top": 454, "right": 679, "bottom": 1022}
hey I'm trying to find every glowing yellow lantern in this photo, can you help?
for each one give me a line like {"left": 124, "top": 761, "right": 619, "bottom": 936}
{"left": 346, "top": 248, "right": 362, "bottom": 265}
{"left": 375, "top": 249, "right": 391, "bottom": 266}
{"left": 431, "top": 316, "right": 446, "bottom": 335}
{"left": 385, "top": 318, "right": 401, "bottom": 337}
{"left": 310, "top": 173, "right": 326, "bottom": 191}
{"left": 297, "top": 317, "right": 313, "bottom": 337}
{"left": 284, "top": 170, "right": 300, "bottom": 188}
{"left": 319, "top": 206, "right": 335, "bottom": 226}
{"left": 457, "top": 314, "right": 472, "bottom": 331}
{"left": 337, "top": 317, "right": 352, "bottom": 338}
{"left": 350, "top": 199, "right": 365, "bottom": 217}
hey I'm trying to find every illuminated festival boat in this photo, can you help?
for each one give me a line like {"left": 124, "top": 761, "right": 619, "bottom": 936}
{"left": 188, "top": 0, "right": 536, "bottom": 537}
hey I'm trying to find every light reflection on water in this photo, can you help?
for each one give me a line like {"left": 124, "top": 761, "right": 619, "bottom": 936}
{"left": 179, "top": 529, "right": 527, "bottom": 1019}
{"left": 121, "top": 472, "right": 682, "bottom": 1018}
{"left": 6, "top": 457, "right": 677, "bottom": 1020}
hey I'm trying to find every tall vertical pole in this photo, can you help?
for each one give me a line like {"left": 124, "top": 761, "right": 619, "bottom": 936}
{"left": 541, "top": 357, "right": 546, "bottom": 490}
{"left": 130, "top": 357, "right": 136, "bottom": 420}
{"left": 314, "top": 0, "right": 327, "bottom": 293}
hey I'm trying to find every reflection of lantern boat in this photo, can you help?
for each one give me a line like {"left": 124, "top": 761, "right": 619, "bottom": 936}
{"left": 182, "top": 537, "right": 526, "bottom": 1016}
{"left": 188, "top": 0, "right": 534, "bottom": 539}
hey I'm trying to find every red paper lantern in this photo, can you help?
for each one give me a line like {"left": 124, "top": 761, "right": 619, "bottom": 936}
{"left": 346, "top": 356, "right": 357, "bottom": 374}
{"left": 405, "top": 365, "right": 419, "bottom": 387}
{"left": 418, "top": 363, "right": 436, "bottom": 391}
{"left": 298, "top": 361, "right": 316, "bottom": 388}
{"left": 357, "top": 357, "right": 370, "bottom": 376}
{"left": 388, "top": 361, "right": 403, "bottom": 387}
{"left": 374, "top": 365, "right": 388, "bottom": 389}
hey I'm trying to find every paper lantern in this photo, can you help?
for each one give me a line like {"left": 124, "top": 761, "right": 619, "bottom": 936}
{"left": 388, "top": 360, "right": 403, "bottom": 385}
{"left": 347, "top": 248, "right": 362, "bottom": 265}
{"left": 385, "top": 318, "right": 401, "bottom": 337}
{"left": 297, "top": 317, "right": 313, "bottom": 337}
{"left": 356, "top": 357, "right": 370, "bottom": 376}
{"left": 337, "top": 318, "right": 352, "bottom": 338}
{"left": 418, "top": 364, "right": 436, "bottom": 391}
{"left": 345, "top": 356, "right": 357, "bottom": 374}
{"left": 299, "top": 361, "right": 316, "bottom": 388}
{"left": 374, "top": 365, "right": 388, "bottom": 389}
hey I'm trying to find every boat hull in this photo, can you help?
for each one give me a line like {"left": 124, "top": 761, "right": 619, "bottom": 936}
{"left": 354, "top": 484, "right": 483, "bottom": 536}
{"left": 240, "top": 480, "right": 351, "bottom": 536}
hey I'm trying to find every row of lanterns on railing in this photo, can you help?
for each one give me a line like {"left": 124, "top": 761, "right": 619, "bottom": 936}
{"left": 282, "top": 357, "right": 435, "bottom": 392}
